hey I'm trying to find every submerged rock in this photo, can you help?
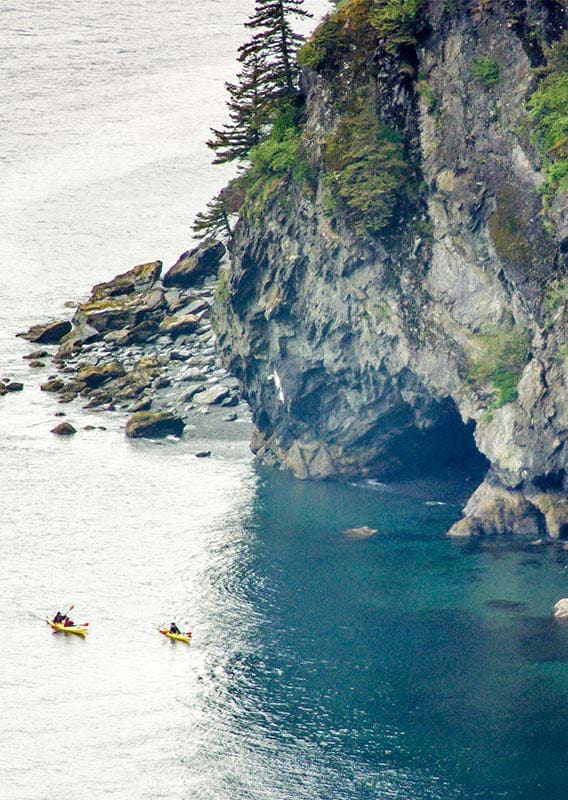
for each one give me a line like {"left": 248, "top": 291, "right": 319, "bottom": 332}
{"left": 125, "top": 410, "right": 185, "bottom": 439}
{"left": 342, "top": 526, "right": 378, "bottom": 540}
{"left": 554, "top": 599, "right": 568, "bottom": 620}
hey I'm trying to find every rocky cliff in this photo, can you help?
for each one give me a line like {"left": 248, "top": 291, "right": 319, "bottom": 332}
{"left": 215, "top": 0, "right": 568, "bottom": 540}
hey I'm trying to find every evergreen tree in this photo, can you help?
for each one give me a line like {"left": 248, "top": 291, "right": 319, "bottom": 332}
{"left": 243, "top": 0, "right": 312, "bottom": 96}
{"left": 192, "top": 181, "right": 246, "bottom": 242}
{"left": 207, "top": 0, "right": 311, "bottom": 164}
{"left": 207, "top": 52, "right": 270, "bottom": 165}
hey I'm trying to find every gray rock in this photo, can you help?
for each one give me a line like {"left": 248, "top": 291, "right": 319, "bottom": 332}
{"left": 163, "top": 240, "right": 225, "bottom": 288}
{"left": 125, "top": 411, "right": 184, "bottom": 439}
{"left": 18, "top": 319, "right": 72, "bottom": 344}
{"left": 195, "top": 385, "right": 231, "bottom": 405}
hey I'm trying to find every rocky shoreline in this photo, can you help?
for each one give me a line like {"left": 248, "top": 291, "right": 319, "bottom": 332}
{"left": 16, "top": 241, "right": 252, "bottom": 445}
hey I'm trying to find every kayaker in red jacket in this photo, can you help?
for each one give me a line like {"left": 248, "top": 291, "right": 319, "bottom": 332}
{"left": 63, "top": 616, "right": 75, "bottom": 627}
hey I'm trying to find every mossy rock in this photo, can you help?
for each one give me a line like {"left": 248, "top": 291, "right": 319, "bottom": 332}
{"left": 17, "top": 319, "right": 72, "bottom": 344}
{"left": 125, "top": 411, "right": 185, "bottom": 439}
{"left": 159, "top": 313, "right": 201, "bottom": 337}
{"left": 91, "top": 261, "right": 162, "bottom": 301}
{"left": 77, "top": 361, "right": 126, "bottom": 388}
{"left": 76, "top": 288, "right": 165, "bottom": 333}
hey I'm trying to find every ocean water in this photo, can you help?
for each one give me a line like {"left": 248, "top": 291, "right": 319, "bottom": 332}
{"left": 2, "top": 2, "right": 568, "bottom": 799}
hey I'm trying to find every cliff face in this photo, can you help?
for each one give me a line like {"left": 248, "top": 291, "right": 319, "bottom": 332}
{"left": 215, "top": 0, "right": 568, "bottom": 539}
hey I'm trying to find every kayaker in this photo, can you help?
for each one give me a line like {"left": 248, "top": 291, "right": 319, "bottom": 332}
{"left": 53, "top": 611, "right": 65, "bottom": 623}
{"left": 63, "top": 616, "right": 75, "bottom": 627}
{"left": 169, "top": 622, "right": 181, "bottom": 634}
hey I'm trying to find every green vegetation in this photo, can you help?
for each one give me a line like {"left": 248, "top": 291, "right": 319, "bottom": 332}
{"left": 207, "top": 0, "right": 311, "bottom": 164}
{"left": 215, "top": 269, "right": 231, "bottom": 305}
{"left": 527, "top": 32, "right": 568, "bottom": 200}
{"left": 322, "top": 97, "right": 413, "bottom": 237}
{"left": 543, "top": 277, "right": 568, "bottom": 322}
{"left": 488, "top": 185, "right": 537, "bottom": 270}
{"left": 369, "top": 0, "right": 424, "bottom": 53}
{"left": 471, "top": 56, "right": 500, "bottom": 87}
{"left": 195, "top": 0, "right": 311, "bottom": 239}
{"left": 193, "top": 180, "right": 246, "bottom": 241}
{"left": 298, "top": 0, "right": 377, "bottom": 70}
{"left": 298, "top": 0, "right": 424, "bottom": 69}
{"left": 467, "top": 327, "right": 530, "bottom": 408}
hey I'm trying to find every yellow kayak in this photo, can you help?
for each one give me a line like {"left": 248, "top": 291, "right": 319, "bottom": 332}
{"left": 158, "top": 627, "right": 191, "bottom": 644}
{"left": 46, "top": 619, "right": 88, "bottom": 638}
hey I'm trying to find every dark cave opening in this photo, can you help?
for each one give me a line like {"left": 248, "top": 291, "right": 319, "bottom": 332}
{"left": 362, "top": 398, "right": 490, "bottom": 484}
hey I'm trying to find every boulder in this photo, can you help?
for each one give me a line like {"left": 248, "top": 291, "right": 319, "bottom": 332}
{"left": 195, "top": 385, "right": 230, "bottom": 405}
{"left": 103, "top": 328, "right": 131, "bottom": 347}
{"left": 163, "top": 241, "right": 225, "bottom": 288}
{"left": 159, "top": 313, "right": 201, "bottom": 337}
{"left": 41, "top": 378, "right": 65, "bottom": 393}
{"left": 18, "top": 319, "right": 72, "bottom": 344}
{"left": 125, "top": 411, "right": 185, "bottom": 439}
{"left": 51, "top": 422, "right": 77, "bottom": 436}
{"left": 77, "top": 361, "right": 126, "bottom": 388}
{"left": 553, "top": 599, "right": 568, "bottom": 620}
{"left": 195, "top": 451, "right": 211, "bottom": 458}
{"left": 4, "top": 382, "right": 24, "bottom": 392}
{"left": 90, "top": 261, "right": 162, "bottom": 300}
{"left": 447, "top": 481, "right": 546, "bottom": 538}
{"left": 23, "top": 349, "right": 49, "bottom": 360}
{"left": 74, "top": 287, "right": 165, "bottom": 334}
{"left": 28, "top": 360, "right": 46, "bottom": 368}
{"left": 56, "top": 321, "right": 101, "bottom": 359}
{"left": 129, "top": 396, "right": 153, "bottom": 412}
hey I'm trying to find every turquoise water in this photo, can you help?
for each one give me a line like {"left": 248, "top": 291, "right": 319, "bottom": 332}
{"left": 207, "top": 471, "right": 568, "bottom": 800}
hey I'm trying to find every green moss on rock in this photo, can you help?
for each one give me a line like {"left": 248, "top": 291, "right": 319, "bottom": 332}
{"left": 322, "top": 96, "right": 414, "bottom": 238}
{"left": 467, "top": 326, "right": 530, "bottom": 408}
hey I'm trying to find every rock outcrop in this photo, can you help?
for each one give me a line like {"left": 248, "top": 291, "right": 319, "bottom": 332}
{"left": 214, "top": 0, "right": 568, "bottom": 539}
{"left": 19, "top": 243, "right": 251, "bottom": 445}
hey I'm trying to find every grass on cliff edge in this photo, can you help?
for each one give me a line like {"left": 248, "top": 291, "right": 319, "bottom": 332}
{"left": 467, "top": 327, "right": 530, "bottom": 409}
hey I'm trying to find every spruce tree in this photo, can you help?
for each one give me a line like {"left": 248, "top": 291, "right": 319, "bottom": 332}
{"left": 207, "top": 52, "right": 270, "bottom": 165}
{"left": 207, "top": 0, "right": 311, "bottom": 164}
{"left": 243, "top": 0, "right": 312, "bottom": 97}
{"left": 192, "top": 181, "right": 246, "bottom": 242}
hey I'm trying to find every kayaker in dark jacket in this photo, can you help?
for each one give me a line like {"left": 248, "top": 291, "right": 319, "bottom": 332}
{"left": 170, "top": 623, "right": 181, "bottom": 634}
{"left": 53, "top": 611, "right": 65, "bottom": 623}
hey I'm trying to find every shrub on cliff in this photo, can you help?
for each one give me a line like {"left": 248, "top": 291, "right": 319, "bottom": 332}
{"left": 467, "top": 327, "right": 530, "bottom": 409}
{"left": 527, "top": 31, "right": 568, "bottom": 199}
{"left": 471, "top": 56, "right": 500, "bottom": 87}
{"left": 322, "top": 98, "right": 412, "bottom": 237}
{"left": 298, "top": 0, "right": 424, "bottom": 70}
